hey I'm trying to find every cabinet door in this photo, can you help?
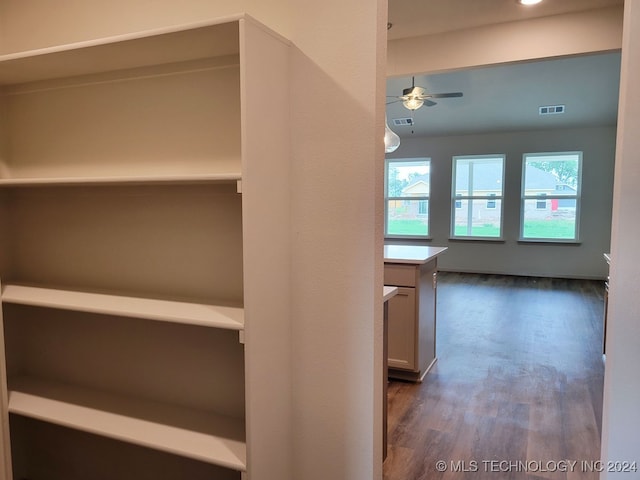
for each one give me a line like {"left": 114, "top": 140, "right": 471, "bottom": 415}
{"left": 387, "top": 287, "right": 416, "bottom": 370}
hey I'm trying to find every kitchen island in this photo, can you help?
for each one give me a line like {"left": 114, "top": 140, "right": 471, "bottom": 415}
{"left": 384, "top": 245, "right": 447, "bottom": 382}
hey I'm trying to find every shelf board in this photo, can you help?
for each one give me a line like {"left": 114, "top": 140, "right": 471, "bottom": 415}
{"left": 8, "top": 376, "right": 246, "bottom": 471}
{"left": 1, "top": 285, "right": 244, "bottom": 331}
{"left": 0, "top": 18, "right": 241, "bottom": 85}
{"left": 0, "top": 173, "right": 242, "bottom": 187}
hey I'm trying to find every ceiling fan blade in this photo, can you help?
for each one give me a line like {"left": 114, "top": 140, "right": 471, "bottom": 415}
{"left": 425, "top": 100, "right": 437, "bottom": 107}
{"left": 386, "top": 99, "right": 402, "bottom": 105}
{"left": 429, "top": 92, "right": 463, "bottom": 99}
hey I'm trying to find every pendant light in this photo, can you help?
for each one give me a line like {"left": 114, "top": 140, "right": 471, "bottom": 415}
{"left": 384, "top": 115, "right": 400, "bottom": 153}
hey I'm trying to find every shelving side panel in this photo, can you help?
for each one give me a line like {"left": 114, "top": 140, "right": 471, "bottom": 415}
{"left": 2, "top": 59, "right": 241, "bottom": 181}
{"left": 0, "top": 284, "right": 13, "bottom": 480}
{"left": 0, "top": 191, "right": 14, "bottom": 478}
{"left": 5, "top": 184, "right": 243, "bottom": 305}
{"left": 0, "top": 191, "right": 10, "bottom": 285}
{"left": 240, "top": 18, "right": 292, "bottom": 480}
{"left": 0, "top": 92, "right": 9, "bottom": 183}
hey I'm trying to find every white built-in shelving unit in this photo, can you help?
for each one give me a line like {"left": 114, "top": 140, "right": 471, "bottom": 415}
{"left": 0, "top": 14, "right": 291, "bottom": 480}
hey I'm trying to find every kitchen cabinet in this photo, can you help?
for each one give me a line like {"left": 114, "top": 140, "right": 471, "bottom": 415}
{"left": 383, "top": 246, "right": 447, "bottom": 382}
{"left": 0, "top": 15, "right": 290, "bottom": 480}
{"left": 382, "top": 286, "right": 398, "bottom": 460}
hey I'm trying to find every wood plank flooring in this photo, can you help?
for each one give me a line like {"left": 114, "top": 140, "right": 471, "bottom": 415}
{"left": 383, "top": 273, "right": 605, "bottom": 480}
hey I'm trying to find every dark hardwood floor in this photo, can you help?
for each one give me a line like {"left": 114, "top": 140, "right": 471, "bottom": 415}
{"left": 383, "top": 272, "right": 606, "bottom": 480}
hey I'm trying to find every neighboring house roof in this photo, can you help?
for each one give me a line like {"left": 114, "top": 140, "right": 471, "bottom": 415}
{"left": 402, "top": 173, "right": 430, "bottom": 195}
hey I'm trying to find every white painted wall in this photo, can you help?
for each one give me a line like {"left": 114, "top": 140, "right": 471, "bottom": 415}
{"left": 600, "top": 0, "right": 640, "bottom": 477}
{"left": 388, "top": 6, "right": 624, "bottom": 77}
{"left": 0, "top": 0, "right": 294, "bottom": 52}
{"left": 286, "top": 1, "right": 386, "bottom": 477}
{"left": 386, "top": 126, "right": 617, "bottom": 279}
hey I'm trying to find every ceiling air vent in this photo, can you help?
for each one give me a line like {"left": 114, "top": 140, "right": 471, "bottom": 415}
{"left": 392, "top": 117, "right": 414, "bottom": 126}
{"left": 539, "top": 105, "right": 565, "bottom": 115}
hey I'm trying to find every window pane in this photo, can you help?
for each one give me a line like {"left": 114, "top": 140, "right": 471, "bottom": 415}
{"left": 454, "top": 157, "right": 503, "bottom": 196}
{"left": 387, "top": 200, "right": 429, "bottom": 236}
{"left": 385, "top": 158, "right": 430, "bottom": 237}
{"left": 522, "top": 152, "right": 581, "bottom": 241}
{"left": 452, "top": 155, "right": 504, "bottom": 238}
{"left": 522, "top": 199, "right": 577, "bottom": 239}
{"left": 453, "top": 199, "right": 501, "bottom": 237}
{"left": 386, "top": 160, "right": 430, "bottom": 197}
{"left": 524, "top": 154, "right": 580, "bottom": 196}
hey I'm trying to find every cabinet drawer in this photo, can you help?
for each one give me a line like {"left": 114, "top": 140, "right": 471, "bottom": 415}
{"left": 384, "top": 264, "right": 417, "bottom": 287}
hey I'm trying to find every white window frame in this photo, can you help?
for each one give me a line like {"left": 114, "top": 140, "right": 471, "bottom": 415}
{"left": 385, "top": 157, "right": 431, "bottom": 238}
{"left": 520, "top": 151, "right": 582, "bottom": 242}
{"left": 451, "top": 154, "right": 505, "bottom": 240}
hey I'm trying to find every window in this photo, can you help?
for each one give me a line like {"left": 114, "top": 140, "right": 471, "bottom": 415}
{"left": 451, "top": 155, "right": 504, "bottom": 238}
{"left": 385, "top": 158, "right": 430, "bottom": 237}
{"left": 521, "top": 152, "right": 582, "bottom": 241}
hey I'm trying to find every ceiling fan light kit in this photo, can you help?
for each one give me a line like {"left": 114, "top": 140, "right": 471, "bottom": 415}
{"left": 402, "top": 95, "right": 424, "bottom": 111}
{"left": 388, "top": 76, "right": 463, "bottom": 112}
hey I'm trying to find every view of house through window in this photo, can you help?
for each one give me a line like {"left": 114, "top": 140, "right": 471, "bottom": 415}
{"left": 451, "top": 155, "right": 505, "bottom": 238}
{"left": 521, "top": 152, "right": 582, "bottom": 241}
{"left": 385, "top": 158, "right": 430, "bottom": 237}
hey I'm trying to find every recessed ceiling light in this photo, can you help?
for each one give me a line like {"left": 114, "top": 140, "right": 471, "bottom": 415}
{"left": 518, "top": 0, "right": 543, "bottom": 5}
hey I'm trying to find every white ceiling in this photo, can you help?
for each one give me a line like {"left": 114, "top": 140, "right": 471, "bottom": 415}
{"left": 386, "top": 52, "right": 621, "bottom": 137}
{"left": 386, "top": 0, "right": 623, "bottom": 138}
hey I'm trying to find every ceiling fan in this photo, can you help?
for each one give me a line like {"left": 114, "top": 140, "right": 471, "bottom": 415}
{"left": 387, "top": 76, "right": 463, "bottom": 111}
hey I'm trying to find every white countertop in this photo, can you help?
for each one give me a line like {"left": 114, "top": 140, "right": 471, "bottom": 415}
{"left": 384, "top": 245, "right": 448, "bottom": 265}
{"left": 383, "top": 286, "right": 398, "bottom": 302}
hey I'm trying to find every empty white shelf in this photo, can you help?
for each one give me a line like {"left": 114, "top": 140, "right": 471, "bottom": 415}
{"left": 1, "top": 285, "right": 244, "bottom": 331}
{"left": 8, "top": 376, "right": 246, "bottom": 471}
{"left": 0, "top": 172, "right": 242, "bottom": 187}
{"left": 0, "top": 19, "right": 241, "bottom": 85}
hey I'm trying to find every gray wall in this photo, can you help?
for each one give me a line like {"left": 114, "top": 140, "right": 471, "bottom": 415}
{"left": 386, "top": 125, "right": 616, "bottom": 279}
